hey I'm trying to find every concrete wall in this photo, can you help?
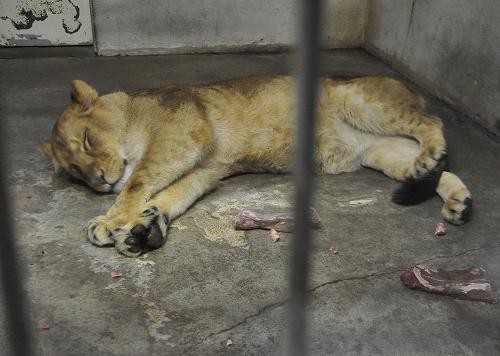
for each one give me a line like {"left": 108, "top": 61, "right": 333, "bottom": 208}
{"left": 365, "top": 0, "right": 500, "bottom": 136}
{"left": 93, "top": 0, "right": 367, "bottom": 55}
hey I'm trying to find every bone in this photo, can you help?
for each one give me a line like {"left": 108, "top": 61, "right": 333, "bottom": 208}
{"left": 233, "top": 208, "right": 321, "bottom": 232}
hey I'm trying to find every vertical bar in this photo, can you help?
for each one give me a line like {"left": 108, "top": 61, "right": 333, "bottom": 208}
{"left": 0, "top": 125, "right": 33, "bottom": 355}
{"left": 289, "top": 0, "right": 322, "bottom": 355}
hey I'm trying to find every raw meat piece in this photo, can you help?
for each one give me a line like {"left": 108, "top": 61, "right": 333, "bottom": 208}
{"left": 233, "top": 208, "right": 321, "bottom": 232}
{"left": 329, "top": 246, "right": 338, "bottom": 255}
{"left": 269, "top": 229, "right": 280, "bottom": 242}
{"left": 434, "top": 222, "right": 446, "bottom": 236}
{"left": 401, "top": 265, "right": 497, "bottom": 303}
{"left": 111, "top": 271, "right": 122, "bottom": 278}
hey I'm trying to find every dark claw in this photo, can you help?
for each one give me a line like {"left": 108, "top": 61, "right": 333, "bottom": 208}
{"left": 142, "top": 207, "right": 159, "bottom": 217}
{"left": 128, "top": 246, "right": 142, "bottom": 254}
{"left": 131, "top": 224, "right": 147, "bottom": 236}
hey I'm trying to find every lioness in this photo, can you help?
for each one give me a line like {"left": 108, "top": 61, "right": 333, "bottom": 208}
{"left": 40, "top": 75, "right": 472, "bottom": 257}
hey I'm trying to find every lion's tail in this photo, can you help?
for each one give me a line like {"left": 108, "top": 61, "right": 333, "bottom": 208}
{"left": 391, "top": 154, "right": 448, "bottom": 206}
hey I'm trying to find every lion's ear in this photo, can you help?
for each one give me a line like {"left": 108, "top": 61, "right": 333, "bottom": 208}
{"left": 38, "top": 139, "right": 53, "bottom": 159}
{"left": 71, "top": 80, "right": 98, "bottom": 113}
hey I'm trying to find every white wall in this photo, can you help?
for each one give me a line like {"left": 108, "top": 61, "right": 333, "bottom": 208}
{"left": 92, "top": 0, "right": 367, "bottom": 56}
{"left": 365, "top": 0, "right": 500, "bottom": 135}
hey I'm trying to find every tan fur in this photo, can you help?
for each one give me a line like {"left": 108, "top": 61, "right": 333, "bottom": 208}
{"left": 40, "top": 75, "right": 472, "bottom": 256}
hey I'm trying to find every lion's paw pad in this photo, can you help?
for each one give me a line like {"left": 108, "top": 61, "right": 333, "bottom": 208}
{"left": 114, "top": 212, "right": 169, "bottom": 257}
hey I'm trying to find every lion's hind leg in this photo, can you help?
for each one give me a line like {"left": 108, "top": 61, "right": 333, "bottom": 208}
{"left": 362, "top": 136, "right": 472, "bottom": 223}
{"left": 362, "top": 136, "right": 444, "bottom": 205}
{"left": 362, "top": 136, "right": 420, "bottom": 182}
{"left": 337, "top": 78, "right": 447, "bottom": 179}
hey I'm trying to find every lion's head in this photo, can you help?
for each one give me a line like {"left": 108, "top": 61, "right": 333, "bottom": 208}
{"left": 39, "top": 80, "right": 130, "bottom": 193}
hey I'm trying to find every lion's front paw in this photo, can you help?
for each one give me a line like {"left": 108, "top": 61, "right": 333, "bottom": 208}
{"left": 86, "top": 215, "right": 115, "bottom": 247}
{"left": 113, "top": 208, "right": 169, "bottom": 257}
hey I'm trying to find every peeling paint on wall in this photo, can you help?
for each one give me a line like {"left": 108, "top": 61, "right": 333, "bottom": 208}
{"left": 0, "top": 0, "right": 93, "bottom": 46}
{"left": 4, "top": 35, "right": 52, "bottom": 45}
{"left": 1, "top": 0, "right": 81, "bottom": 33}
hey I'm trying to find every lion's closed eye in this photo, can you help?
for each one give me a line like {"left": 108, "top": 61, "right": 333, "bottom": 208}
{"left": 83, "top": 129, "right": 92, "bottom": 152}
{"left": 69, "top": 163, "right": 83, "bottom": 177}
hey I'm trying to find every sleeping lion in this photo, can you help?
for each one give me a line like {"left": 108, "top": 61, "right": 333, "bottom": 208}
{"left": 39, "top": 75, "right": 472, "bottom": 257}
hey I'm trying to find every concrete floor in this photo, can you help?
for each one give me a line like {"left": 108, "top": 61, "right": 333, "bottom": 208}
{"left": 1, "top": 49, "right": 499, "bottom": 355}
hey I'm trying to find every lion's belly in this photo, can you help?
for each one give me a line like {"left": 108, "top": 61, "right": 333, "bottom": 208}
{"left": 315, "top": 115, "right": 376, "bottom": 174}
{"left": 229, "top": 123, "right": 295, "bottom": 174}
{"left": 209, "top": 96, "right": 296, "bottom": 173}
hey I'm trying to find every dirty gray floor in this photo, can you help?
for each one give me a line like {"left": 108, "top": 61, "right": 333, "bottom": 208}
{"left": 1, "top": 49, "right": 499, "bottom": 355}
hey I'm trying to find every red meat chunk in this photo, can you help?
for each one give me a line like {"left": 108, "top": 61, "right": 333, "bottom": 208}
{"left": 401, "top": 265, "right": 497, "bottom": 304}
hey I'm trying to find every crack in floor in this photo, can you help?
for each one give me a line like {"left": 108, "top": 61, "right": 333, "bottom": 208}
{"left": 183, "top": 298, "right": 290, "bottom": 355}
{"left": 183, "top": 242, "right": 500, "bottom": 353}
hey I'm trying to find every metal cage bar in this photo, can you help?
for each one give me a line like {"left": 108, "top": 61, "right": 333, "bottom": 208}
{"left": 288, "top": 0, "right": 323, "bottom": 355}
{"left": 0, "top": 122, "right": 33, "bottom": 355}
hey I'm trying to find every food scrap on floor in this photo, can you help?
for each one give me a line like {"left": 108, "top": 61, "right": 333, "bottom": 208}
{"left": 329, "top": 246, "right": 338, "bottom": 255}
{"left": 111, "top": 271, "right": 123, "bottom": 278}
{"left": 434, "top": 222, "right": 446, "bottom": 236}
{"left": 400, "top": 265, "right": 498, "bottom": 304}
{"left": 233, "top": 208, "right": 321, "bottom": 232}
{"left": 269, "top": 229, "right": 280, "bottom": 242}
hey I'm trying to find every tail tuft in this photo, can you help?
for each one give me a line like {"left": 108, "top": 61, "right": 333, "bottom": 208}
{"left": 391, "top": 155, "right": 448, "bottom": 206}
